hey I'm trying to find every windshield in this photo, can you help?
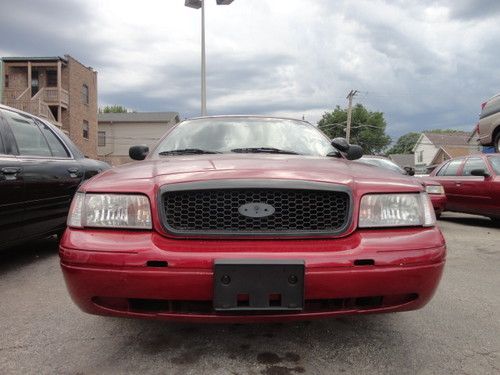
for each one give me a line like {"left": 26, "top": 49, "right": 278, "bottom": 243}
{"left": 152, "top": 117, "right": 336, "bottom": 157}
{"left": 488, "top": 155, "right": 500, "bottom": 174}
{"left": 359, "top": 157, "right": 406, "bottom": 174}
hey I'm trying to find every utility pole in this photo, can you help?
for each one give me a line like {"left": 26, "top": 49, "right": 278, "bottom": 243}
{"left": 345, "top": 89, "right": 358, "bottom": 143}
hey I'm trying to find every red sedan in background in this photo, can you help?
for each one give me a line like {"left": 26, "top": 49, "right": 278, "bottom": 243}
{"left": 430, "top": 153, "right": 500, "bottom": 223}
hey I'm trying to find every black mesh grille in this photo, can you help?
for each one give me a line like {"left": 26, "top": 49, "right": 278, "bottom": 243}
{"left": 162, "top": 188, "right": 350, "bottom": 235}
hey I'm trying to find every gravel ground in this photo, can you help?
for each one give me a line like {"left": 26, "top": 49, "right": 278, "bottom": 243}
{"left": 0, "top": 212, "right": 499, "bottom": 375}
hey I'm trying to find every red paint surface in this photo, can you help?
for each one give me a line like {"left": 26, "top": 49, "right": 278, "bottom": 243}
{"left": 60, "top": 154, "right": 447, "bottom": 322}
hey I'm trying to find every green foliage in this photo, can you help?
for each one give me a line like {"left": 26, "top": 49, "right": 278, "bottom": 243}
{"left": 317, "top": 104, "right": 391, "bottom": 155}
{"left": 387, "top": 132, "right": 421, "bottom": 154}
{"left": 99, "top": 105, "right": 129, "bottom": 113}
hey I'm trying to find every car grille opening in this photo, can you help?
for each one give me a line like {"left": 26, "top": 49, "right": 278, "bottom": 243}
{"left": 92, "top": 294, "right": 418, "bottom": 315}
{"left": 161, "top": 188, "right": 350, "bottom": 236}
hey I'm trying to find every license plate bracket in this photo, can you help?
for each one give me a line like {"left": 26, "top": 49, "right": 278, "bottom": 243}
{"left": 213, "top": 259, "right": 304, "bottom": 311}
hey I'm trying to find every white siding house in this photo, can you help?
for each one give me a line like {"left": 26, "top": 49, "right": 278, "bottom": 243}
{"left": 412, "top": 131, "right": 475, "bottom": 174}
{"left": 98, "top": 112, "right": 180, "bottom": 166}
{"left": 413, "top": 134, "right": 439, "bottom": 173}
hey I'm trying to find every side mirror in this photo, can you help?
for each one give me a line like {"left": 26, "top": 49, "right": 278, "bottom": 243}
{"left": 404, "top": 166, "right": 415, "bottom": 176}
{"left": 331, "top": 137, "right": 350, "bottom": 152}
{"left": 470, "top": 168, "right": 490, "bottom": 177}
{"left": 345, "top": 145, "right": 363, "bottom": 160}
{"left": 129, "top": 145, "right": 149, "bottom": 160}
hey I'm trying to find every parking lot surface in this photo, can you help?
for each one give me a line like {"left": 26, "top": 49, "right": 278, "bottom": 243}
{"left": 1, "top": 213, "right": 499, "bottom": 375}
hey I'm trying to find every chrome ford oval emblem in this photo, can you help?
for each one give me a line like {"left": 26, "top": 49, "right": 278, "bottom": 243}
{"left": 238, "top": 202, "right": 275, "bottom": 218}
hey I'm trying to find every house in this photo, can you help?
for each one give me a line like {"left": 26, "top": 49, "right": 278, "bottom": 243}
{"left": 388, "top": 153, "right": 415, "bottom": 169}
{"left": 98, "top": 112, "right": 180, "bottom": 166}
{"left": 1, "top": 55, "right": 98, "bottom": 158}
{"left": 412, "top": 132, "right": 479, "bottom": 174}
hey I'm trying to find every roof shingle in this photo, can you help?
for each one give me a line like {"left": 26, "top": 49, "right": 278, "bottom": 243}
{"left": 423, "top": 132, "right": 470, "bottom": 146}
{"left": 98, "top": 112, "right": 179, "bottom": 123}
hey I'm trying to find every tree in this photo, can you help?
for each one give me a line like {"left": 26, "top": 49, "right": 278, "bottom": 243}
{"left": 99, "top": 105, "right": 129, "bottom": 113}
{"left": 386, "top": 132, "right": 421, "bottom": 154}
{"left": 318, "top": 104, "right": 391, "bottom": 155}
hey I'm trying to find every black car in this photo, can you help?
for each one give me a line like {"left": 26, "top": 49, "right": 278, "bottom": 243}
{"left": 0, "top": 104, "right": 110, "bottom": 249}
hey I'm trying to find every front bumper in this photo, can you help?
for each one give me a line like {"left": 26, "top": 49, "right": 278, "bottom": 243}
{"left": 60, "top": 227, "right": 446, "bottom": 323}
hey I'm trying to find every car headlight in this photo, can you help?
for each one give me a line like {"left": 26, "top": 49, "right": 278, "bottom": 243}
{"left": 425, "top": 185, "right": 445, "bottom": 195}
{"left": 359, "top": 193, "right": 435, "bottom": 228}
{"left": 68, "top": 192, "right": 152, "bottom": 229}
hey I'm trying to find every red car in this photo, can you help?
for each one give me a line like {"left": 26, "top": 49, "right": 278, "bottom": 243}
{"left": 356, "top": 156, "right": 447, "bottom": 217}
{"left": 60, "top": 116, "right": 446, "bottom": 323}
{"left": 430, "top": 153, "right": 500, "bottom": 222}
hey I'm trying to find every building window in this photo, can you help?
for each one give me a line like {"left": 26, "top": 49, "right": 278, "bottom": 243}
{"left": 417, "top": 150, "right": 423, "bottom": 163}
{"left": 82, "top": 84, "right": 89, "bottom": 104}
{"left": 98, "top": 131, "right": 106, "bottom": 146}
{"left": 47, "top": 70, "right": 57, "bottom": 87}
{"left": 83, "top": 120, "right": 89, "bottom": 139}
{"left": 4, "top": 74, "right": 9, "bottom": 88}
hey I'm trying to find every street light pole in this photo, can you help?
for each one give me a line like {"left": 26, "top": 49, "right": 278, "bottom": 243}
{"left": 201, "top": 0, "right": 207, "bottom": 116}
{"left": 185, "top": 0, "right": 234, "bottom": 116}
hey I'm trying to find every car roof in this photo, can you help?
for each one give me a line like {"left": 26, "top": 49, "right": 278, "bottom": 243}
{"left": 185, "top": 115, "right": 313, "bottom": 125}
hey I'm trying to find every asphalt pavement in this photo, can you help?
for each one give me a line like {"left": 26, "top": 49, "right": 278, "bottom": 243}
{"left": 0, "top": 212, "right": 499, "bottom": 375}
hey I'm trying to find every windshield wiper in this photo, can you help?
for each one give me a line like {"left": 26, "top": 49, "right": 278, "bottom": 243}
{"left": 158, "top": 148, "right": 222, "bottom": 156}
{"left": 231, "top": 147, "right": 300, "bottom": 155}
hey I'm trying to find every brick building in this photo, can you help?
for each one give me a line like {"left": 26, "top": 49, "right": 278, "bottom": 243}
{"left": 0, "top": 55, "right": 98, "bottom": 158}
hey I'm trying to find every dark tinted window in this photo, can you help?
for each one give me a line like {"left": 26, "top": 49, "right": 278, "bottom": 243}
{"left": 83, "top": 120, "right": 89, "bottom": 139}
{"left": 82, "top": 84, "right": 89, "bottom": 104}
{"left": 37, "top": 121, "right": 69, "bottom": 157}
{"left": 3, "top": 110, "right": 52, "bottom": 156}
{"left": 462, "top": 158, "right": 487, "bottom": 176}
{"left": 47, "top": 70, "right": 57, "bottom": 87}
{"left": 438, "top": 159, "right": 463, "bottom": 176}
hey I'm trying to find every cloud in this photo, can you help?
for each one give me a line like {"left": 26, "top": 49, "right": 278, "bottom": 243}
{"left": 444, "top": 0, "right": 500, "bottom": 20}
{"left": 1, "top": 0, "right": 500, "bottom": 140}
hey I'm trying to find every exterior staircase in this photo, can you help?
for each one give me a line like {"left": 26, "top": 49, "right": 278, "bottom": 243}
{"left": 3, "top": 87, "right": 62, "bottom": 127}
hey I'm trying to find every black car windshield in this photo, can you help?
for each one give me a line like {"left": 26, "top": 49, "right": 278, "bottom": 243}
{"left": 359, "top": 157, "right": 406, "bottom": 174}
{"left": 488, "top": 155, "right": 500, "bottom": 174}
{"left": 152, "top": 117, "right": 337, "bottom": 157}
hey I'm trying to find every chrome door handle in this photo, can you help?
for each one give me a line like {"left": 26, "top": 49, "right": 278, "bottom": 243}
{"left": 1, "top": 167, "right": 22, "bottom": 180}
{"left": 1, "top": 167, "right": 21, "bottom": 174}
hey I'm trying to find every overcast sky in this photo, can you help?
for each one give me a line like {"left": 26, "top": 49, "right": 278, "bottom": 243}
{"left": 1, "top": 0, "right": 499, "bottom": 141}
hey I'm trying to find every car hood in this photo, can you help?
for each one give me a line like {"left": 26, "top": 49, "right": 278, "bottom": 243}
{"left": 86, "top": 154, "right": 424, "bottom": 194}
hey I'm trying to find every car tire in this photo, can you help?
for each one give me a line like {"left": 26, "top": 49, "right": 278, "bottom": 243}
{"left": 495, "top": 132, "right": 500, "bottom": 153}
{"left": 489, "top": 216, "right": 500, "bottom": 226}
{"left": 56, "top": 229, "right": 66, "bottom": 240}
